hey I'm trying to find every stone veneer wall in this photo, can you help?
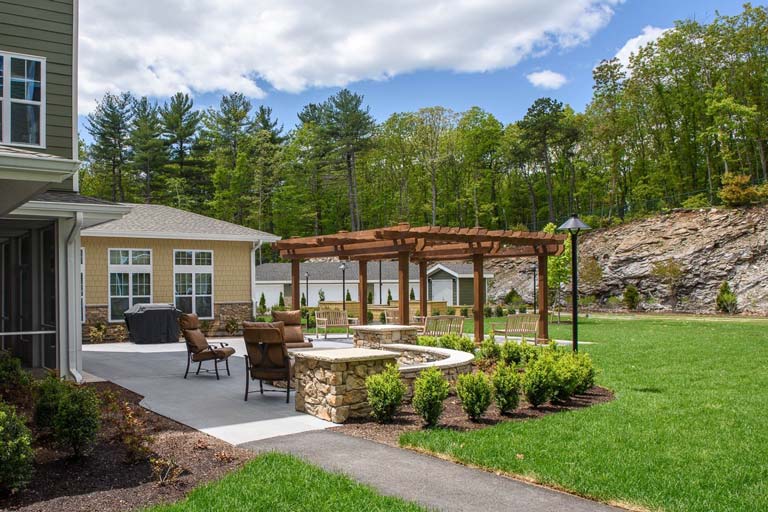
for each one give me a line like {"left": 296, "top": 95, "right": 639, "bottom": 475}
{"left": 83, "top": 302, "right": 252, "bottom": 343}
{"left": 399, "top": 363, "right": 472, "bottom": 401}
{"left": 352, "top": 327, "right": 419, "bottom": 349}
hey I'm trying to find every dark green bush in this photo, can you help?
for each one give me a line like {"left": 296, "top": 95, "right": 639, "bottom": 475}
{"left": 438, "top": 334, "right": 474, "bottom": 353}
{"left": 500, "top": 341, "right": 524, "bottom": 366}
{"left": 504, "top": 288, "right": 521, "bottom": 305}
{"left": 492, "top": 364, "right": 521, "bottom": 414}
{"left": 379, "top": 312, "right": 386, "bottom": 324}
{"left": 573, "top": 352, "right": 596, "bottom": 393}
{"left": 412, "top": 367, "right": 449, "bottom": 427}
{"left": 0, "top": 352, "right": 32, "bottom": 403}
{"left": 518, "top": 305, "right": 527, "bottom": 313}
{"left": 716, "top": 281, "right": 737, "bottom": 314}
{"left": 476, "top": 337, "right": 500, "bottom": 361}
{"left": 446, "top": 307, "right": 456, "bottom": 315}
{"left": 494, "top": 305, "right": 504, "bottom": 317}
{"left": 53, "top": 386, "right": 101, "bottom": 457}
{"left": 365, "top": 364, "right": 406, "bottom": 423}
{"left": 552, "top": 353, "right": 580, "bottom": 402}
{"left": 367, "top": 311, "right": 374, "bottom": 322}
{"left": 0, "top": 402, "right": 33, "bottom": 493}
{"left": 417, "top": 336, "right": 439, "bottom": 347}
{"left": 483, "top": 305, "right": 493, "bottom": 317}
{"left": 460, "top": 307, "right": 469, "bottom": 317}
{"left": 34, "top": 374, "right": 71, "bottom": 431}
{"left": 623, "top": 284, "right": 640, "bottom": 310}
{"left": 456, "top": 372, "right": 493, "bottom": 421}
{"left": 523, "top": 356, "right": 557, "bottom": 408}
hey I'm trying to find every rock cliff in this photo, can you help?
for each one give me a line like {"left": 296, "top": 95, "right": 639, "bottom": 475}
{"left": 486, "top": 206, "right": 768, "bottom": 314}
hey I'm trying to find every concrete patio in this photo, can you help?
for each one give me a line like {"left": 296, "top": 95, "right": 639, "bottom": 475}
{"left": 83, "top": 336, "right": 353, "bottom": 444}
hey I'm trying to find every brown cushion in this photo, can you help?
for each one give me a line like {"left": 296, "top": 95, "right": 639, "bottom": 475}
{"left": 286, "top": 341, "right": 313, "bottom": 349}
{"left": 244, "top": 321, "right": 285, "bottom": 339}
{"left": 179, "top": 313, "right": 200, "bottom": 330}
{"left": 191, "top": 346, "right": 235, "bottom": 362}
{"left": 272, "top": 310, "right": 301, "bottom": 327}
{"left": 283, "top": 325, "right": 305, "bottom": 343}
{"left": 183, "top": 329, "right": 209, "bottom": 354}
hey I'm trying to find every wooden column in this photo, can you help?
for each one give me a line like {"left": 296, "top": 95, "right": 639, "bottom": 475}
{"left": 398, "top": 252, "right": 409, "bottom": 325}
{"left": 358, "top": 260, "right": 368, "bottom": 325}
{"left": 473, "top": 254, "right": 485, "bottom": 343}
{"left": 291, "top": 259, "right": 300, "bottom": 310}
{"left": 537, "top": 254, "right": 549, "bottom": 341}
{"left": 419, "top": 260, "right": 428, "bottom": 318}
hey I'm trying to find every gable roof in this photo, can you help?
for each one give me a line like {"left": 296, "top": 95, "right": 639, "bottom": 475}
{"left": 254, "top": 261, "right": 420, "bottom": 282}
{"left": 82, "top": 203, "right": 280, "bottom": 243}
{"left": 427, "top": 262, "right": 493, "bottom": 278}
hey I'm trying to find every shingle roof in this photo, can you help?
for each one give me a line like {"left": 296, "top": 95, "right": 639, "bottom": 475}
{"left": 254, "top": 261, "right": 420, "bottom": 282}
{"left": 0, "top": 145, "right": 75, "bottom": 161}
{"left": 33, "top": 191, "right": 120, "bottom": 206}
{"left": 434, "top": 263, "right": 487, "bottom": 276}
{"left": 82, "top": 203, "right": 280, "bottom": 242}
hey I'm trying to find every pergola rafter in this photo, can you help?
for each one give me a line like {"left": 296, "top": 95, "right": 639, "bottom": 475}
{"left": 275, "top": 224, "right": 566, "bottom": 342}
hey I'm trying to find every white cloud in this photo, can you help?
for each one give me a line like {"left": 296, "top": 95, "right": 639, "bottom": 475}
{"left": 525, "top": 70, "right": 568, "bottom": 89}
{"left": 615, "top": 25, "right": 668, "bottom": 68}
{"left": 79, "top": 0, "right": 623, "bottom": 113}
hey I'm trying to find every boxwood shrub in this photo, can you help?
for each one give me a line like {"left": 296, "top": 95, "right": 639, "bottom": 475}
{"left": 492, "top": 363, "right": 521, "bottom": 414}
{"left": 476, "top": 336, "right": 500, "bottom": 361}
{"left": 523, "top": 355, "right": 557, "bottom": 408}
{"left": 0, "top": 402, "right": 33, "bottom": 492}
{"left": 456, "top": 372, "right": 493, "bottom": 421}
{"left": 53, "top": 385, "right": 101, "bottom": 457}
{"left": 412, "top": 367, "right": 449, "bottom": 427}
{"left": 34, "top": 374, "right": 72, "bottom": 431}
{"left": 365, "top": 364, "right": 406, "bottom": 423}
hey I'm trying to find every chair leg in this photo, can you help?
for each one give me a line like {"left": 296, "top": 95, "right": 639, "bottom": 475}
{"left": 259, "top": 379, "right": 264, "bottom": 395}
{"left": 286, "top": 374, "right": 290, "bottom": 403}
{"left": 184, "top": 354, "right": 190, "bottom": 379}
{"left": 196, "top": 361, "right": 202, "bottom": 375}
{"left": 214, "top": 359, "right": 220, "bottom": 380}
{"left": 225, "top": 357, "right": 231, "bottom": 376}
{"left": 244, "top": 357, "right": 250, "bottom": 401}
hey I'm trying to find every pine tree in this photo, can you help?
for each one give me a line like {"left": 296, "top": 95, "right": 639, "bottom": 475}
{"left": 86, "top": 92, "right": 134, "bottom": 201}
{"left": 130, "top": 97, "right": 167, "bottom": 203}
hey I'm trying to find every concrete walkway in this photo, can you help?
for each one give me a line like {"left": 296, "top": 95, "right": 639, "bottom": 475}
{"left": 244, "top": 430, "right": 622, "bottom": 512}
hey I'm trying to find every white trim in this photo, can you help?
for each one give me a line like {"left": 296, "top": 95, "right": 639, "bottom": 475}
{"left": 173, "top": 249, "right": 214, "bottom": 320}
{"left": 254, "top": 279, "right": 420, "bottom": 285}
{"left": 15, "top": 200, "right": 130, "bottom": 216}
{"left": 72, "top": 0, "right": 79, "bottom": 165}
{"left": 80, "top": 247, "right": 85, "bottom": 324}
{"left": 0, "top": 52, "right": 46, "bottom": 149}
{"left": 107, "top": 248, "right": 153, "bottom": 323}
{"left": 0, "top": 154, "right": 78, "bottom": 182}
{"left": 82, "top": 229, "right": 279, "bottom": 243}
{"left": 427, "top": 263, "right": 493, "bottom": 279}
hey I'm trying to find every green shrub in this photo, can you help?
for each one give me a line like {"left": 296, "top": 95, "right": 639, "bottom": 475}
{"left": 300, "top": 292, "right": 307, "bottom": 307}
{"left": 386, "top": 289, "right": 392, "bottom": 305}
{"left": 552, "top": 353, "right": 580, "bottom": 402}
{"left": 379, "top": 312, "right": 386, "bottom": 324}
{"left": 483, "top": 305, "right": 493, "bottom": 317}
{"left": 492, "top": 364, "right": 521, "bottom": 414}
{"left": 500, "top": 341, "right": 523, "bottom": 366}
{"left": 53, "top": 385, "right": 101, "bottom": 457}
{"left": 456, "top": 372, "right": 493, "bottom": 421}
{"left": 34, "top": 374, "right": 71, "bottom": 431}
{"left": 476, "top": 337, "right": 500, "bottom": 361}
{"left": 504, "top": 288, "right": 521, "bottom": 306}
{"left": 518, "top": 305, "right": 527, "bottom": 313}
{"left": 446, "top": 307, "right": 456, "bottom": 315}
{"left": 0, "top": 402, "right": 33, "bottom": 492}
{"left": 460, "top": 307, "right": 469, "bottom": 317}
{"left": 417, "top": 336, "right": 439, "bottom": 347}
{"left": 716, "top": 281, "right": 738, "bottom": 314}
{"left": 523, "top": 356, "right": 557, "bottom": 408}
{"left": 681, "top": 193, "right": 710, "bottom": 209}
{"left": 345, "top": 289, "right": 352, "bottom": 302}
{"left": 573, "top": 352, "right": 597, "bottom": 393}
{"left": 0, "top": 352, "right": 32, "bottom": 402}
{"left": 623, "top": 284, "right": 640, "bottom": 310}
{"left": 438, "top": 334, "right": 474, "bottom": 353}
{"left": 606, "top": 296, "right": 622, "bottom": 310}
{"left": 412, "top": 367, "right": 449, "bottom": 427}
{"left": 367, "top": 291, "right": 373, "bottom": 304}
{"left": 365, "top": 364, "right": 406, "bottom": 423}
{"left": 366, "top": 311, "right": 374, "bottom": 322}
{"left": 278, "top": 292, "right": 285, "bottom": 308}
{"left": 494, "top": 305, "right": 504, "bottom": 317}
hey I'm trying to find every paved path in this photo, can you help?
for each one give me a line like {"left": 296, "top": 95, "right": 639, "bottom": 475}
{"left": 243, "top": 430, "right": 622, "bottom": 512}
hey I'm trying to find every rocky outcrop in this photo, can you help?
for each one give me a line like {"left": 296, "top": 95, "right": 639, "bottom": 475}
{"left": 487, "top": 206, "right": 768, "bottom": 314}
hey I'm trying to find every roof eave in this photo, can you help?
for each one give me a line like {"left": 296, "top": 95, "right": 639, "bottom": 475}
{"left": 0, "top": 154, "right": 79, "bottom": 183}
{"left": 81, "top": 229, "right": 281, "bottom": 243}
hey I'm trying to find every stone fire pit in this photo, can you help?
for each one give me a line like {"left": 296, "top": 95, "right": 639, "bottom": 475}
{"left": 350, "top": 324, "right": 419, "bottom": 348}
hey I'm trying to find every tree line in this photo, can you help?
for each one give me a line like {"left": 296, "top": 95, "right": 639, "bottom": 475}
{"left": 81, "top": 4, "right": 768, "bottom": 247}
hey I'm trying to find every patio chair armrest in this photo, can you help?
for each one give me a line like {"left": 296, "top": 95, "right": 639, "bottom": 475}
{"left": 210, "top": 341, "right": 229, "bottom": 348}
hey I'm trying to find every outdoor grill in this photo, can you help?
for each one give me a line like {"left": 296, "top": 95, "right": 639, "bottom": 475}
{"left": 123, "top": 303, "right": 182, "bottom": 344}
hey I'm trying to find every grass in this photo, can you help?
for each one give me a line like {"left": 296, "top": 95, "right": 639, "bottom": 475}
{"left": 401, "top": 315, "right": 768, "bottom": 511}
{"left": 145, "top": 452, "right": 427, "bottom": 512}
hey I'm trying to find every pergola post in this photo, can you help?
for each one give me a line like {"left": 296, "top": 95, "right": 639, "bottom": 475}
{"left": 398, "top": 251, "right": 409, "bottom": 325}
{"left": 473, "top": 254, "right": 484, "bottom": 343}
{"left": 419, "top": 260, "right": 428, "bottom": 318}
{"left": 291, "top": 259, "right": 300, "bottom": 310}
{"left": 537, "top": 254, "right": 549, "bottom": 341}
{"left": 358, "top": 261, "right": 368, "bottom": 325}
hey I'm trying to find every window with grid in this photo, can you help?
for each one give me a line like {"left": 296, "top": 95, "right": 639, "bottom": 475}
{"left": 108, "top": 249, "right": 152, "bottom": 322}
{"left": 173, "top": 250, "right": 213, "bottom": 319}
{"left": 0, "top": 53, "right": 45, "bottom": 146}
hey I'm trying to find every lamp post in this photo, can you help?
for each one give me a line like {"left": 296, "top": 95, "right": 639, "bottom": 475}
{"left": 339, "top": 262, "right": 347, "bottom": 311}
{"left": 558, "top": 214, "right": 591, "bottom": 352}
{"left": 532, "top": 263, "right": 537, "bottom": 314}
{"left": 378, "top": 260, "right": 383, "bottom": 305}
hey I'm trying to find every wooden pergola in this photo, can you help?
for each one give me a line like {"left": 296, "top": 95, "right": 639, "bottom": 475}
{"left": 275, "top": 224, "right": 567, "bottom": 342}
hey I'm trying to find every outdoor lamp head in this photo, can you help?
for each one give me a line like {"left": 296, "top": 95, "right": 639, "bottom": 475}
{"left": 558, "top": 214, "right": 592, "bottom": 235}
{"left": 339, "top": 263, "right": 346, "bottom": 271}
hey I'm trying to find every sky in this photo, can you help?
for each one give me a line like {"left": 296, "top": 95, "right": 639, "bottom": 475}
{"left": 77, "top": 0, "right": 749, "bottom": 138}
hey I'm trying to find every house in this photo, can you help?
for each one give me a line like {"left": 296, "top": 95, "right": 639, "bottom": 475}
{"left": 252, "top": 261, "right": 493, "bottom": 308}
{"left": 80, "top": 203, "right": 279, "bottom": 340}
{"left": 0, "top": 0, "right": 129, "bottom": 380}
{"left": 427, "top": 263, "right": 493, "bottom": 306}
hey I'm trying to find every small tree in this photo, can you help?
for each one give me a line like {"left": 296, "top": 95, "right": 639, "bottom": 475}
{"left": 651, "top": 259, "right": 684, "bottom": 306}
{"left": 387, "top": 289, "right": 393, "bottom": 305}
{"left": 318, "top": 289, "right": 325, "bottom": 302}
{"left": 278, "top": 292, "right": 285, "bottom": 308}
{"left": 345, "top": 289, "right": 352, "bottom": 302}
{"left": 300, "top": 292, "right": 307, "bottom": 307}
{"left": 258, "top": 292, "right": 266, "bottom": 314}
{"left": 367, "top": 290, "right": 373, "bottom": 304}
{"left": 623, "top": 284, "right": 640, "bottom": 310}
{"left": 543, "top": 223, "right": 571, "bottom": 322}
{"left": 716, "top": 281, "right": 738, "bottom": 314}
{"left": 719, "top": 172, "right": 760, "bottom": 206}
{"left": 410, "top": 288, "right": 415, "bottom": 300}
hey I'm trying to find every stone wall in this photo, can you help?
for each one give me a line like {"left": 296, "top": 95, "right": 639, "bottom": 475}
{"left": 352, "top": 326, "right": 419, "bottom": 349}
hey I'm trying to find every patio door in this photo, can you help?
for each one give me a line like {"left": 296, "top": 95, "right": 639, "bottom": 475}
{"left": 431, "top": 279, "right": 454, "bottom": 306}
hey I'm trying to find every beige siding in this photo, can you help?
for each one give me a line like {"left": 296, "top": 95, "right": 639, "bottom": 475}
{"left": 0, "top": 0, "right": 74, "bottom": 161}
{"left": 81, "top": 237, "right": 253, "bottom": 306}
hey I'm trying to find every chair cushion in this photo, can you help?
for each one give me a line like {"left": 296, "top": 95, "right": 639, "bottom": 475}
{"left": 283, "top": 325, "right": 305, "bottom": 343}
{"left": 272, "top": 310, "right": 302, "bottom": 327}
{"left": 251, "top": 359, "right": 294, "bottom": 380}
{"left": 179, "top": 313, "right": 200, "bottom": 330}
{"left": 286, "top": 341, "right": 313, "bottom": 349}
{"left": 192, "top": 346, "right": 235, "bottom": 362}
{"left": 183, "top": 329, "right": 209, "bottom": 354}
{"left": 243, "top": 321, "right": 285, "bottom": 339}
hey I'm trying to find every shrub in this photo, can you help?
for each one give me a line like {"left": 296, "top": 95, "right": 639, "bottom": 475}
{"left": 412, "top": 367, "right": 449, "bottom": 427}
{"left": 410, "top": 288, "right": 415, "bottom": 300}
{"left": 456, "top": 372, "right": 493, "bottom": 421}
{"left": 258, "top": 292, "right": 267, "bottom": 314}
{"left": 0, "top": 352, "right": 32, "bottom": 404}
{"left": 87, "top": 322, "right": 107, "bottom": 343}
{"left": 379, "top": 312, "right": 386, "bottom": 324}
{"left": 34, "top": 374, "right": 71, "bottom": 431}
{"left": 438, "top": 334, "right": 474, "bottom": 353}
{"left": 417, "top": 336, "right": 439, "bottom": 347}
{"left": 500, "top": 341, "right": 524, "bottom": 366}
{"left": 278, "top": 292, "right": 285, "bottom": 308}
{"left": 716, "top": 281, "right": 738, "bottom": 314}
{"left": 494, "top": 305, "right": 504, "bottom": 317}
{"left": 367, "top": 291, "right": 373, "bottom": 304}
{"left": 492, "top": 364, "right": 521, "bottom": 414}
{"left": 623, "top": 284, "right": 640, "bottom": 310}
{"left": 53, "top": 385, "right": 101, "bottom": 457}
{"left": 606, "top": 296, "right": 622, "bottom": 310}
{"left": 518, "top": 305, "right": 527, "bottom": 313}
{"left": 681, "top": 193, "right": 710, "bottom": 209}
{"left": 552, "top": 353, "right": 580, "bottom": 402}
{"left": 367, "top": 311, "right": 374, "bottom": 322}
{"left": 301, "top": 293, "right": 307, "bottom": 307}
{"left": 504, "top": 288, "right": 522, "bottom": 306}
{"left": 483, "top": 305, "right": 493, "bottom": 317}
{"left": 460, "top": 307, "right": 469, "bottom": 317}
{"left": 523, "top": 356, "right": 557, "bottom": 408}
{"left": 318, "top": 289, "right": 326, "bottom": 302}
{"left": 345, "top": 289, "right": 352, "bottom": 302}
{"left": 719, "top": 172, "right": 759, "bottom": 206}
{"left": 386, "top": 289, "right": 392, "bottom": 305}
{"left": 476, "top": 337, "right": 500, "bottom": 361}
{"left": 0, "top": 402, "right": 33, "bottom": 493}
{"left": 224, "top": 317, "right": 239, "bottom": 335}
{"left": 365, "top": 364, "right": 406, "bottom": 423}
{"left": 446, "top": 307, "right": 456, "bottom": 316}
{"left": 573, "top": 352, "right": 596, "bottom": 393}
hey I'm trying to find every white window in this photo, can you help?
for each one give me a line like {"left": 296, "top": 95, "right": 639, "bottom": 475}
{"left": 173, "top": 250, "right": 213, "bottom": 319}
{"left": 0, "top": 52, "right": 46, "bottom": 147}
{"left": 80, "top": 248, "right": 85, "bottom": 324}
{"left": 108, "top": 249, "right": 152, "bottom": 322}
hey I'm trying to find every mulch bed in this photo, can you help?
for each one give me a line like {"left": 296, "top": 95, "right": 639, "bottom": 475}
{"left": 332, "top": 386, "right": 614, "bottom": 447}
{"left": 1, "top": 382, "right": 255, "bottom": 512}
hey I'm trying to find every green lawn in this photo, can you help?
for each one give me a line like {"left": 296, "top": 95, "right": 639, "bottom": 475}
{"left": 145, "top": 453, "right": 427, "bottom": 512}
{"left": 402, "top": 315, "right": 768, "bottom": 512}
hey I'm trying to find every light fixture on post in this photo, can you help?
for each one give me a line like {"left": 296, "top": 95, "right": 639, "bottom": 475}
{"left": 558, "top": 214, "right": 591, "bottom": 352}
{"left": 339, "top": 262, "right": 347, "bottom": 311}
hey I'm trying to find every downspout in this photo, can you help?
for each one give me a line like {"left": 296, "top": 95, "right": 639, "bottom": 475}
{"left": 65, "top": 212, "right": 83, "bottom": 383}
{"left": 251, "top": 241, "right": 262, "bottom": 320}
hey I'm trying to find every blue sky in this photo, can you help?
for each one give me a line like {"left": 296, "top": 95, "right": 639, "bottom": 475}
{"left": 78, "top": 0, "right": 748, "bottom": 139}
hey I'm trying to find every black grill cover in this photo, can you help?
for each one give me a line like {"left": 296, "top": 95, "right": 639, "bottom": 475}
{"left": 123, "top": 303, "right": 182, "bottom": 344}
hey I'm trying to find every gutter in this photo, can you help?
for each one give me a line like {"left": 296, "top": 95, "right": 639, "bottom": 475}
{"left": 65, "top": 212, "right": 83, "bottom": 383}
{"left": 251, "top": 241, "right": 262, "bottom": 319}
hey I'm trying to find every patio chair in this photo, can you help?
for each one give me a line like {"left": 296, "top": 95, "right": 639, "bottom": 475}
{"left": 422, "top": 315, "right": 458, "bottom": 336}
{"left": 270, "top": 310, "right": 313, "bottom": 348}
{"left": 179, "top": 313, "right": 235, "bottom": 380}
{"left": 242, "top": 322, "right": 293, "bottom": 403}
{"left": 492, "top": 313, "right": 540, "bottom": 344}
